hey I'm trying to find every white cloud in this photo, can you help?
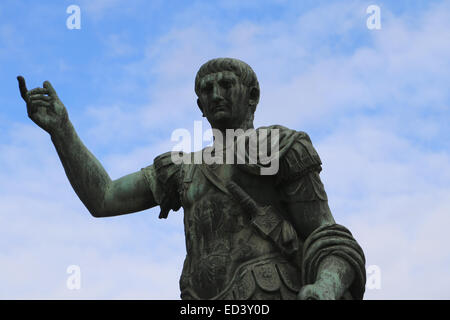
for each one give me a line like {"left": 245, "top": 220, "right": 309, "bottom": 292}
{"left": 102, "top": 33, "right": 136, "bottom": 58}
{"left": 317, "top": 117, "right": 450, "bottom": 299}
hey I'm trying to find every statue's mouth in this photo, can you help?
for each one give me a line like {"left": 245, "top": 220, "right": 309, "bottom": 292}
{"left": 214, "top": 103, "right": 228, "bottom": 111}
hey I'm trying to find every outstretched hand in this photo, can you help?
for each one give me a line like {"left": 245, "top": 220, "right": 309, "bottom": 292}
{"left": 17, "top": 76, "right": 68, "bottom": 134}
{"left": 298, "top": 282, "right": 337, "bottom": 300}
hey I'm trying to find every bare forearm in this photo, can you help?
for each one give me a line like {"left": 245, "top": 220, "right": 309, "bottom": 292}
{"left": 315, "top": 255, "right": 355, "bottom": 299}
{"left": 50, "top": 119, "right": 111, "bottom": 216}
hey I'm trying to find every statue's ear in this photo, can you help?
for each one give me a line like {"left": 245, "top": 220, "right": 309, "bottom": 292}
{"left": 197, "top": 98, "right": 205, "bottom": 117}
{"left": 248, "top": 86, "right": 260, "bottom": 111}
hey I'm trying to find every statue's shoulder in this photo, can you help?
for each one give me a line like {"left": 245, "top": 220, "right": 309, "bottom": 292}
{"left": 256, "top": 124, "right": 317, "bottom": 157}
{"left": 151, "top": 151, "right": 185, "bottom": 218}
{"left": 257, "top": 125, "right": 322, "bottom": 184}
{"left": 153, "top": 150, "right": 187, "bottom": 182}
{"left": 154, "top": 151, "right": 182, "bottom": 169}
{"left": 154, "top": 149, "right": 203, "bottom": 182}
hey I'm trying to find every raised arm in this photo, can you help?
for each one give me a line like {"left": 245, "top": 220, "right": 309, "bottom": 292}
{"left": 17, "top": 76, "right": 157, "bottom": 217}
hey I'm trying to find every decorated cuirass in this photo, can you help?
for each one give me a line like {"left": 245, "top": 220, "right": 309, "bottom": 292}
{"left": 178, "top": 162, "right": 301, "bottom": 299}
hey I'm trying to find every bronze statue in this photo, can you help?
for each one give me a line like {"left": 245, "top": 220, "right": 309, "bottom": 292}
{"left": 17, "top": 58, "right": 366, "bottom": 300}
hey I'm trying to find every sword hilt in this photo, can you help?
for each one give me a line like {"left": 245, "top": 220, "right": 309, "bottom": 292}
{"left": 226, "top": 181, "right": 260, "bottom": 215}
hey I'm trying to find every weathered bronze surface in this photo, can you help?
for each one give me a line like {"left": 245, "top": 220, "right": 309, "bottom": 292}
{"left": 18, "top": 58, "right": 366, "bottom": 300}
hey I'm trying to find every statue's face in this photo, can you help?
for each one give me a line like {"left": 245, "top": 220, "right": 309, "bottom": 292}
{"left": 197, "top": 71, "right": 251, "bottom": 129}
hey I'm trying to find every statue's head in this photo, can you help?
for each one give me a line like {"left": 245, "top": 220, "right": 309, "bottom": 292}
{"left": 195, "top": 58, "right": 260, "bottom": 130}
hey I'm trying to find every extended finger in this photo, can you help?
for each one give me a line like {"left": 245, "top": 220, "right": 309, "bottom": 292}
{"left": 43, "top": 81, "right": 57, "bottom": 97}
{"left": 17, "top": 76, "right": 28, "bottom": 100}
{"left": 29, "top": 94, "right": 52, "bottom": 101}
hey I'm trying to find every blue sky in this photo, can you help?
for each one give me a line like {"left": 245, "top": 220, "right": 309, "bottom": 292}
{"left": 0, "top": 0, "right": 449, "bottom": 299}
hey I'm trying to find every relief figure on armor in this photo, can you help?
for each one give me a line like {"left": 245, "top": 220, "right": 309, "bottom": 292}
{"left": 17, "top": 57, "right": 366, "bottom": 300}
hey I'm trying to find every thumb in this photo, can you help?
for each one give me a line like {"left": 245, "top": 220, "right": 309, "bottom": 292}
{"left": 43, "top": 80, "right": 58, "bottom": 98}
{"left": 298, "top": 284, "right": 318, "bottom": 300}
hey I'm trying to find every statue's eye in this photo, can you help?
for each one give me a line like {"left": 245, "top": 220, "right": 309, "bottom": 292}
{"left": 220, "top": 80, "right": 232, "bottom": 89}
{"left": 202, "top": 83, "right": 213, "bottom": 93}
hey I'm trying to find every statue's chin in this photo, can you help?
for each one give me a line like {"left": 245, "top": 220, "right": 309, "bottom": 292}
{"left": 209, "top": 112, "right": 233, "bottom": 128}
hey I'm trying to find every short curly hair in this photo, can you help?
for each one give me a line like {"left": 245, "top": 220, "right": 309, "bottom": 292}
{"left": 195, "top": 58, "right": 260, "bottom": 107}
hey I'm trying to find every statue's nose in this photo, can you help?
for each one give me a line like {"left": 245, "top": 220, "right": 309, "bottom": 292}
{"left": 211, "top": 84, "right": 224, "bottom": 102}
